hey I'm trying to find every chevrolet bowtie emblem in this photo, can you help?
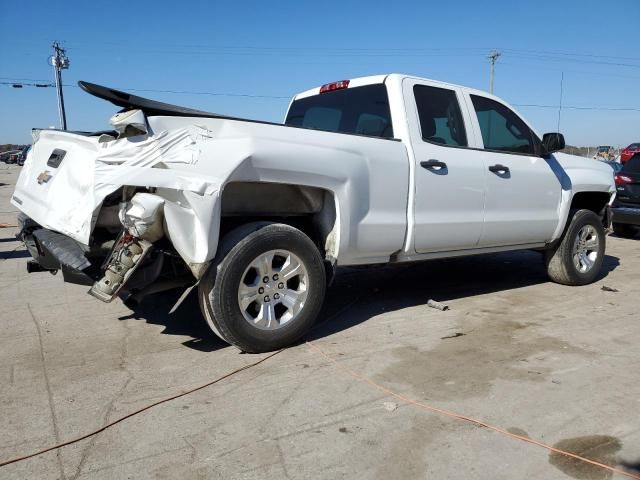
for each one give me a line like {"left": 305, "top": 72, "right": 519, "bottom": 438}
{"left": 37, "top": 171, "right": 52, "bottom": 185}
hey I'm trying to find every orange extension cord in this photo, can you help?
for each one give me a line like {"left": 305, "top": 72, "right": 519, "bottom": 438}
{"left": 305, "top": 340, "right": 640, "bottom": 480}
{"left": 1, "top": 339, "right": 637, "bottom": 478}
{"left": 0, "top": 349, "right": 283, "bottom": 468}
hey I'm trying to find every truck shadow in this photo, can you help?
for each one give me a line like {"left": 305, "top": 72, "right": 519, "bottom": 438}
{"left": 307, "top": 250, "right": 620, "bottom": 341}
{"left": 0, "top": 249, "right": 31, "bottom": 260}
{"left": 119, "top": 290, "right": 228, "bottom": 353}
{"left": 123, "top": 250, "right": 619, "bottom": 352}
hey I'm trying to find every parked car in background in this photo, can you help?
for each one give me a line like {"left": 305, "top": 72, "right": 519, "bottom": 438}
{"left": 611, "top": 153, "right": 640, "bottom": 237}
{"left": 0, "top": 150, "right": 21, "bottom": 164}
{"left": 620, "top": 143, "right": 640, "bottom": 164}
{"left": 12, "top": 75, "right": 615, "bottom": 352}
{"left": 594, "top": 145, "right": 615, "bottom": 161}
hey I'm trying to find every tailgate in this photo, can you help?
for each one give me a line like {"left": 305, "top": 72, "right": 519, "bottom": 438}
{"left": 12, "top": 130, "right": 102, "bottom": 244}
{"left": 12, "top": 126, "right": 210, "bottom": 246}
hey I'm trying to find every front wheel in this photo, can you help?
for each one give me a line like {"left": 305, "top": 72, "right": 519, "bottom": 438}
{"left": 199, "top": 223, "right": 326, "bottom": 353}
{"left": 545, "top": 209, "right": 605, "bottom": 286}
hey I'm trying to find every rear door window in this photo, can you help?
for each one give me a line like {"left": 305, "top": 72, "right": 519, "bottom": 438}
{"left": 470, "top": 95, "right": 540, "bottom": 155}
{"left": 413, "top": 85, "right": 468, "bottom": 147}
{"left": 285, "top": 84, "right": 393, "bottom": 138}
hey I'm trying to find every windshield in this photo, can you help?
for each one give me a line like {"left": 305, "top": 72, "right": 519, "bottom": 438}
{"left": 285, "top": 84, "right": 393, "bottom": 139}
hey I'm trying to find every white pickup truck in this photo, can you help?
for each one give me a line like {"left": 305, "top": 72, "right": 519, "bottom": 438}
{"left": 13, "top": 74, "right": 615, "bottom": 352}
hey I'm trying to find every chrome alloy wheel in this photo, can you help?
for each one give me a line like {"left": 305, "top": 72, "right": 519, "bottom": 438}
{"left": 237, "top": 250, "right": 309, "bottom": 330}
{"left": 572, "top": 225, "right": 600, "bottom": 273}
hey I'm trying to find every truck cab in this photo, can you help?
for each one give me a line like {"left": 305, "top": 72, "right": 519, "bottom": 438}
{"left": 285, "top": 74, "right": 613, "bottom": 259}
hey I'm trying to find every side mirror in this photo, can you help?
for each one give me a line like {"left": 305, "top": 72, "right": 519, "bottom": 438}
{"left": 541, "top": 132, "right": 565, "bottom": 156}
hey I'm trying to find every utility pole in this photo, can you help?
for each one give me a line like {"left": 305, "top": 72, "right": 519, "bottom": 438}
{"left": 50, "top": 41, "right": 70, "bottom": 130}
{"left": 487, "top": 50, "right": 501, "bottom": 94}
{"left": 557, "top": 72, "right": 564, "bottom": 133}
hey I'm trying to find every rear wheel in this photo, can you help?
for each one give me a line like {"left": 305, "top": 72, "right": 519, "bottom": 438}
{"left": 546, "top": 209, "right": 605, "bottom": 286}
{"left": 199, "top": 223, "right": 326, "bottom": 353}
{"left": 612, "top": 222, "right": 638, "bottom": 238}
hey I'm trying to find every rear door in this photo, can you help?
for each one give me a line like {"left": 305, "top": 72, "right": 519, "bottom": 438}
{"left": 404, "top": 79, "right": 487, "bottom": 253}
{"left": 464, "top": 94, "right": 562, "bottom": 247}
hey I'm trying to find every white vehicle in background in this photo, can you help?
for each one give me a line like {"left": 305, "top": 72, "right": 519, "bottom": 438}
{"left": 13, "top": 74, "right": 615, "bottom": 352}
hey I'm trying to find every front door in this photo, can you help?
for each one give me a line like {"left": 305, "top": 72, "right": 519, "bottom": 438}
{"left": 464, "top": 94, "right": 562, "bottom": 247}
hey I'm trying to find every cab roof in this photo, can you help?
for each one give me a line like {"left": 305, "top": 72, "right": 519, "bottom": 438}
{"left": 292, "top": 73, "right": 492, "bottom": 100}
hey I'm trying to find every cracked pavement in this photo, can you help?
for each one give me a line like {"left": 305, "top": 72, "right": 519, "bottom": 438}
{"left": 1, "top": 164, "right": 640, "bottom": 479}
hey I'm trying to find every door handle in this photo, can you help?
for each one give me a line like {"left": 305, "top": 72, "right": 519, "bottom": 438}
{"left": 421, "top": 159, "right": 447, "bottom": 170}
{"left": 488, "top": 164, "right": 510, "bottom": 174}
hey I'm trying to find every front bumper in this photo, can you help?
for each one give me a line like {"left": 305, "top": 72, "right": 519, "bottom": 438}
{"left": 611, "top": 206, "right": 640, "bottom": 226}
{"left": 16, "top": 213, "right": 96, "bottom": 285}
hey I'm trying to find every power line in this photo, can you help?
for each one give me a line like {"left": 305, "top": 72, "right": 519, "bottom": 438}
{"left": 500, "top": 47, "right": 640, "bottom": 63}
{"left": 12, "top": 40, "right": 640, "bottom": 61}
{"left": 115, "top": 87, "right": 289, "bottom": 99}
{"left": 11, "top": 41, "right": 640, "bottom": 67}
{"left": 499, "top": 51, "right": 640, "bottom": 69}
{"left": 1, "top": 81, "right": 289, "bottom": 99}
{"left": 5, "top": 81, "right": 639, "bottom": 111}
{"left": 0, "top": 81, "right": 54, "bottom": 88}
{"left": 513, "top": 103, "right": 640, "bottom": 112}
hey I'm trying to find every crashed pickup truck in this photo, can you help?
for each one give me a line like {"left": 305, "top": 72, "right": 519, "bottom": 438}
{"left": 13, "top": 74, "right": 615, "bottom": 352}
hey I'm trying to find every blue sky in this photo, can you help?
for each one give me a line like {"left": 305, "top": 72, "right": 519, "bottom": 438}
{"left": 1, "top": 0, "right": 639, "bottom": 146}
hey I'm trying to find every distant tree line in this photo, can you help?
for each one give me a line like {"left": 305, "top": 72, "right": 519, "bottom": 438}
{"left": 563, "top": 145, "right": 616, "bottom": 158}
{"left": 0, "top": 144, "right": 26, "bottom": 153}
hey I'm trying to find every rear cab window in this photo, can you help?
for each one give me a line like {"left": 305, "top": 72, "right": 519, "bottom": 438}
{"left": 285, "top": 84, "right": 393, "bottom": 138}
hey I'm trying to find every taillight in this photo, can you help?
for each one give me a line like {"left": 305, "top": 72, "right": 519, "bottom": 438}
{"left": 319, "top": 80, "right": 350, "bottom": 94}
{"left": 615, "top": 174, "right": 633, "bottom": 185}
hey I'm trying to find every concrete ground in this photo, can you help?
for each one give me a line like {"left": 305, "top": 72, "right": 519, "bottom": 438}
{"left": 1, "top": 163, "right": 639, "bottom": 480}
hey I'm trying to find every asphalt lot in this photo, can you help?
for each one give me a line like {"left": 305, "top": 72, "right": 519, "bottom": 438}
{"left": 1, "top": 163, "right": 639, "bottom": 479}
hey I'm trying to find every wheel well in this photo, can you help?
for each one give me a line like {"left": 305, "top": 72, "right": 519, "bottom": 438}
{"left": 219, "top": 182, "right": 338, "bottom": 261}
{"left": 570, "top": 191, "right": 611, "bottom": 218}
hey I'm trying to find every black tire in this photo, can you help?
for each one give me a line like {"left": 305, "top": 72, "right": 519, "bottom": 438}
{"left": 612, "top": 222, "right": 638, "bottom": 238}
{"left": 545, "top": 209, "right": 606, "bottom": 286}
{"left": 198, "top": 222, "right": 326, "bottom": 353}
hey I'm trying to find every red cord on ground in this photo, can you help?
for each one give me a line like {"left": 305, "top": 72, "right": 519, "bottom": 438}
{"left": 305, "top": 340, "right": 640, "bottom": 480}
{"left": 0, "top": 349, "right": 283, "bottom": 468}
